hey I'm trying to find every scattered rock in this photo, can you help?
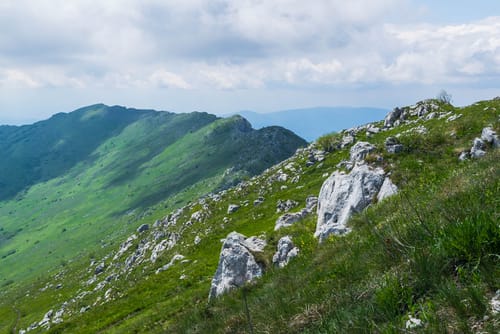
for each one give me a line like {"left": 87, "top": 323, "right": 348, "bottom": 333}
{"left": 350, "top": 141, "right": 376, "bottom": 162}
{"left": 156, "top": 254, "right": 185, "bottom": 274}
{"left": 194, "top": 235, "right": 201, "bottom": 245}
{"left": 341, "top": 134, "right": 355, "bottom": 148}
{"left": 208, "top": 232, "right": 266, "bottom": 300}
{"left": 272, "top": 236, "right": 299, "bottom": 268}
{"left": 113, "top": 234, "right": 137, "bottom": 260}
{"left": 38, "top": 309, "right": 53, "bottom": 328}
{"left": 276, "top": 199, "right": 299, "bottom": 213}
{"left": 136, "top": 224, "right": 149, "bottom": 233}
{"left": 227, "top": 204, "right": 240, "bottom": 214}
{"left": 150, "top": 238, "right": 174, "bottom": 263}
{"left": 79, "top": 306, "right": 90, "bottom": 314}
{"left": 425, "top": 112, "right": 437, "bottom": 120}
{"left": 446, "top": 114, "right": 462, "bottom": 122}
{"left": 275, "top": 210, "right": 308, "bottom": 230}
{"left": 94, "top": 262, "right": 105, "bottom": 275}
{"left": 253, "top": 197, "right": 265, "bottom": 206}
{"left": 315, "top": 165, "right": 388, "bottom": 241}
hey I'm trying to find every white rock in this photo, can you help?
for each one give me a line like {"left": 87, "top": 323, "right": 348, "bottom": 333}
{"left": 458, "top": 151, "right": 469, "bottom": 161}
{"left": 405, "top": 316, "right": 423, "bottom": 329}
{"left": 227, "top": 204, "right": 240, "bottom": 214}
{"left": 155, "top": 254, "right": 185, "bottom": 274}
{"left": 275, "top": 210, "right": 308, "bottom": 231}
{"left": 38, "top": 309, "right": 53, "bottom": 328}
{"left": 272, "top": 236, "right": 299, "bottom": 268}
{"left": 471, "top": 138, "right": 486, "bottom": 158}
{"left": 377, "top": 177, "right": 398, "bottom": 202}
{"left": 350, "top": 141, "right": 376, "bottom": 162}
{"left": 208, "top": 232, "right": 266, "bottom": 299}
{"left": 315, "top": 165, "right": 385, "bottom": 241}
{"left": 481, "top": 127, "right": 499, "bottom": 148}
{"left": 491, "top": 290, "right": 500, "bottom": 314}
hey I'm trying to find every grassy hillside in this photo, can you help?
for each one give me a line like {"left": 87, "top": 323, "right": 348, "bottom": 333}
{"left": 0, "top": 107, "right": 306, "bottom": 295}
{"left": 2, "top": 99, "right": 499, "bottom": 333}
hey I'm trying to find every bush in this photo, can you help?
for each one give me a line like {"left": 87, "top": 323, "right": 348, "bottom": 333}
{"left": 316, "top": 133, "right": 341, "bottom": 152}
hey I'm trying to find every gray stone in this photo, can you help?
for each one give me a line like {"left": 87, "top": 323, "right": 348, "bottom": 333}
{"left": 94, "top": 262, "right": 105, "bottom": 275}
{"left": 471, "top": 138, "right": 486, "bottom": 158}
{"left": 38, "top": 309, "right": 53, "bottom": 328}
{"left": 136, "top": 224, "right": 149, "bottom": 233}
{"left": 227, "top": 204, "right": 240, "bottom": 214}
{"left": 272, "top": 236, "right": 299, "bottom": 268}
{"left": 208, "top": 232, "right": 266, "bottom": 299}
{"left": 377, "top": 177, "right": 398, "bottom": 202}
{"left": 155, "top": 254, "right": 185, "bottom": 274}
{"left": 481, "top": 127, "right": 499, "bottom": 148}
{"left": 384, "top": 107, "right": 403, "bottom": 128}
{"left": 458, "top": 151, "right": 469, "bottom": 161}
{"left": 341, "top": 134, "right": 355, "bottom": 148}
{"left": 350, "top": 141, "right": 376, "bottom": 162}
{"left": 490, "top": 290, "right": 500, "bottom": 314}
{"left": 113, "top": 234, "right": 137, "bottom": 260}
{"left": 276, "top": 199, "right": 299, "bottom": 213}
{"left": 275, "top": 210, "right": 308, "bottom": 231}
{"left": 305, "top": 196, "right": 318, "bottom": 211}
{"left": 315, "top": 165, "right": 386, "bottom": 241}
{"left": 253, "top": 197, "right": 265, "bottom": 206}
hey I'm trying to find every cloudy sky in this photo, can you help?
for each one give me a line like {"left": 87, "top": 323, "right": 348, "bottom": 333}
{"left": 1, "top": 0, "right": 499, "bottom": 124}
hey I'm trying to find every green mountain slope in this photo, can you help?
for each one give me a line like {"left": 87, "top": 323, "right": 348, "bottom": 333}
{"left": 0, "top": 106, "right": 306, "bottom": 292}
{"left": 2, "top": 99, "right": 499, "bottom": 334}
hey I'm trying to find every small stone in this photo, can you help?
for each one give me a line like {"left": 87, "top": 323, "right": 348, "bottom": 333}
{"left": 136, "top": 224, "right": 149, "bottom": 233}
{"left": 227, "top": 204, "right": 240, "bottom": 214}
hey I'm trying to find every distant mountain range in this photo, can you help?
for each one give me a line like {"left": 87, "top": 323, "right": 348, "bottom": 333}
{"left": 237, "top": 107, "right": 389, "bottom": 141}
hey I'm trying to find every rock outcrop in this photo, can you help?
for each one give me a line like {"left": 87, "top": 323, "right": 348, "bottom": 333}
{"left": 208, "top": 232, "right": 266, "bottom": 300}
{"left": 481, "top": 127, "right": 499, "bottom": 148}
{"left": 272, "top": 236, "right": 299, "bottom": 268}
{"left": 350, "top": 141, "right": 376, "bottom": 162}
{"left": 315, "top": 164, "right": 396, "bottom": 242}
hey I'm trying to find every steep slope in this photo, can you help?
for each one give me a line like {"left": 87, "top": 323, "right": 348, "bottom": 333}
{"left": 0, "top": 107, "right": 306, "bottom": 293}
{"left": 3, "top": 99, "right": 499, "bottom": 333}
{"left": 238, "top": 106, "right": 388, "bottom": 141}
{"left": 0, "top": 104, "right": 158, "bottom": 201}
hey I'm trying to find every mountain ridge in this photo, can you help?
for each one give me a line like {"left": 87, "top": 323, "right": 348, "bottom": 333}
{"left": 2, "top": 98, "right": 499, "bottom": 333}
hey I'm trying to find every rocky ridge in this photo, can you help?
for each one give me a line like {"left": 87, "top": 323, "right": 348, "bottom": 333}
{"left": 18, "top": 99, "right": 500, "bottom": 332}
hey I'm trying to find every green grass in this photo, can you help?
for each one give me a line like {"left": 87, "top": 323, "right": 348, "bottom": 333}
{"left": 1, "top": 98, "right": 499, "bottom": 333}
{"left": 0, "top": 107, "right": 306, "bottom": 318}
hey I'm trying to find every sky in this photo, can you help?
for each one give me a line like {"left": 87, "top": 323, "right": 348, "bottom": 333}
{"left": 1, "top": 0, "right": 500, "bottom": 124}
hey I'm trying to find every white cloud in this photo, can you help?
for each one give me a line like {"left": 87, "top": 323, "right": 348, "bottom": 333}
{"left": 0, "top": 0, "right": 499, "bottom": 98}
{"left": 0, "top": 69, "right": 40, "bottom": 88}
{"left": 149, "top": 70, "right": 192, "bottom": 89}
